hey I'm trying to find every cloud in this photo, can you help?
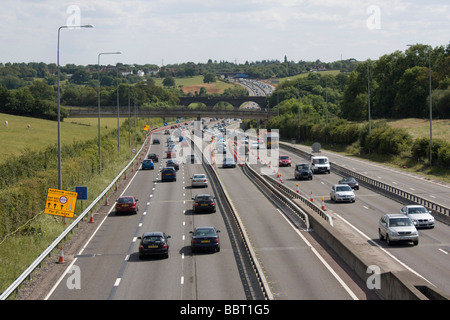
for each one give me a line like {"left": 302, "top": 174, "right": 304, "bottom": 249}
{"left": 0, "top": 0, "right": 448, "bottom": 65}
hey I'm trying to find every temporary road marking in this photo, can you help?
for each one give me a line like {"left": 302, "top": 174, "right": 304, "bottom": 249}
{"left": 439, "top": 248, "right": 448, "bottom": 255}
{"left": 114, "top": 278, "right": 121, "bottom": 287}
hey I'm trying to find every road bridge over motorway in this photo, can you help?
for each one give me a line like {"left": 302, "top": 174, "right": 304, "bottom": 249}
{"left": 67, "top": 106, "right": 276, "bottom": 120}
{"left": 178, "top": 96, "right": 268, "bottom": 109}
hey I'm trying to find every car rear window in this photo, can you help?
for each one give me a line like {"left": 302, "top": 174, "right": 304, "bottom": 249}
{"left": 118, "top": 197, "right": 133, "bottom": 203}
{"left": 143, "top": 236, "right": 163, "bottom": 244}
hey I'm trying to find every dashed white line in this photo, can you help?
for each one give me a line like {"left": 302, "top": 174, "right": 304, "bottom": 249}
{"left": 439, "top": 248, "right": 448, "bottom": 255}
{"left": 114, "top": 278, "right": 121, "bottom": 287}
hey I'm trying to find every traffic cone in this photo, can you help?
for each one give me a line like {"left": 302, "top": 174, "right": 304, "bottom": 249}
{"left": 296, "top": 184, "right": 300, "bottom": 194}
{"left": 89, "top": 210, "right": 94, "bottom": 223}
{"left": 321, "top": 197, "right": 326, "bottom": 210}
{"left": 310, "top": 191, "right": 314, "bottom": 202}
{"left": 58, "top": 247, "right": 65, "bottom": 264}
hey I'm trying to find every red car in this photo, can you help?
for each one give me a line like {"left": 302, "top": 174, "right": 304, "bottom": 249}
{"left": 279, "top": 155, "right": 292, "bottom": 167}
{"left": 115, "top": 196, "right": 139, "bottom": 214}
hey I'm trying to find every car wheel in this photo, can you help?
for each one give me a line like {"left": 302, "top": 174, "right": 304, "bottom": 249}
{"left": 413, "top": 240, "right": 418, "bottom": 246}
{"left": 386, "top": 235, "right": 392, "bottom": 246}
{"left": 378, "top": 229, "right": 384, "bottom": 241}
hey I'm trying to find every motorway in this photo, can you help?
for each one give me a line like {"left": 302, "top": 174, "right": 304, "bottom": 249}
{"left": 42, "top": 121, "right": 449, "bottom": 300}
{"left": 46, "top": 129, "right": 255, "bottom": 300}
{"left": 267, "top": 142, "right": 450, "bottom": 295}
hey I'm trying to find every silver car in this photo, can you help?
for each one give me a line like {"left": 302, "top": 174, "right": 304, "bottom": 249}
{"left": 191, "top": 174, "right": 208, "bottom": 188}
{"left": 330, "top": 184, "right": 355, "bottom": 203}
{"left": 400, "top": 205, "right": 434, "bottom": 228}
{"left": 378, "top": 214, "right": 419, "bottom": 246}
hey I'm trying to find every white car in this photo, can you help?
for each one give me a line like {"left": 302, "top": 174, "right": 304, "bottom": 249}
{"left": 191, "top": 174, "right": 208, "bottom": 188}
{"left": 330, "top": 184, "right": 355, "bottom": 203}
{"left": 400, "top": 205, "right": 434, "bottom": 228}
{"left": 379, "top": 214, "right": 419, "bottom": 246}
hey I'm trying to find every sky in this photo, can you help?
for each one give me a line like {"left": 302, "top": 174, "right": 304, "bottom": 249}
{"left": 1, "top": 0, "right": 449, "bottom": 67}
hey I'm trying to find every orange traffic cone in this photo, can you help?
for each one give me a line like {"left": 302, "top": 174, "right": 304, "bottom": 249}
{"left": 89, "top": 210, "right": 94, "bottom": 223}
{"left": 310, "top": 191, "right": 314, "bottom": 202}
{"left": 321, "top": 197, "right": 326, "bottom": 210}
{"left": 58, "top": 247, "right": 65, "bottom": 264}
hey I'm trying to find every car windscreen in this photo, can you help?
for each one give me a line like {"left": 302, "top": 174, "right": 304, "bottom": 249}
{"left": 409, "top": 207, "right": 428, "bottom": 214}
{"left": 389, "top": 218, "right": 413, "bottom": 227}
{"left": 313, "top": 158, "right": 328, "bottom": 164}
{"left": 336, "top": 186, "right": 352, "bottom": 191}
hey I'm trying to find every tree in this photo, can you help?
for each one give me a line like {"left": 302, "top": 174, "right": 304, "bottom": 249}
{"left": 162, "top": 76, "right": 175, "bottom": 87}
{"left": 203, "top": 72, "right": 216, "bottom": 83}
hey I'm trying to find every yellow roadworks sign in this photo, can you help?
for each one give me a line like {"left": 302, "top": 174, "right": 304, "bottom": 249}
{"left": 44, "top": 188, "right": 78, "bottom": 218}
{"left": 144, "top": 125, "right": 150, "bottom": 131}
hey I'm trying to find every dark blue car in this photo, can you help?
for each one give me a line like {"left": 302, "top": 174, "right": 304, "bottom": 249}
{"left": 161, "top": 167, "right": 176, "bottom": 182}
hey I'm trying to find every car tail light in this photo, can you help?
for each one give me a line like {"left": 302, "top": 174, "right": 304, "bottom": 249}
{"left": 192, "top": 239, "right": 197, "bottom": 244}
{"left": 139, "top": 245, "right": 144, "bottom": 249}
{"left": 213, "top": 239, "right": 219, "bottom": 243}
{"left": 194, "top": 203, "right": 199, "bottom": 207}
{"left": 211, "top": 202, "right": 215, "bottom": 206}
{"left": 162, "top": 244, "right": 167, "bottom": 249}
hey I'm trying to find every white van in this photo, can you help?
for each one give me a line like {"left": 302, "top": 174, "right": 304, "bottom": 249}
{"left": 311, "top": 156, "right": 330, "bottom": 174}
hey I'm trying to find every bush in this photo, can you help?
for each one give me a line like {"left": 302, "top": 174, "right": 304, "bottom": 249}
{"left": 411, "top": 137, "right": 429, "bottom": 160}
{"left": 437, "top": 144, "right": 450, "bottom": 167}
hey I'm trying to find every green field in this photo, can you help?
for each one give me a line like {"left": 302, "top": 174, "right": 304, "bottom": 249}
{"left": 153, "top": 75, "right": 237, "bottom": 94}
{"left": 0, "top": 113, "right": 127, "bottom": 164}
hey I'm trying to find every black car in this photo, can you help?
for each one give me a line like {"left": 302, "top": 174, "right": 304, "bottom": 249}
{"left": 161, "top": 167, "right": 177, "bottom": 182}
{"left": 152, "top": 138, "right": 160, "bottom": 144}
{"left": 192, "top": 194, "right": 216, "bottom": 213}
{"left": 167, "top": 159, "right": 180, "bottom": 170}
{"left": 190, "top": 226, "right": 220, "bottom": 253}
{"left": 148, "top": 153, "right": 159, "bottom": 162}
{"left": 294, "top": 163, "right": 313, "bottom": 180}
{"left": 338, "top": 177, "right": 359, "bottom": 190}
{"left": 138, "top": 232, "right": 171, "bottom": 259}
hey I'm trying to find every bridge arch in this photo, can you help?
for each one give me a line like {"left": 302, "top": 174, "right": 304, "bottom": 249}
{"left": 178, "top": 96, "right": 268, "bottom": 110}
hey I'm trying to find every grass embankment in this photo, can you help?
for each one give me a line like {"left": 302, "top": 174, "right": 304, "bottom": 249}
{"left": 321, "top": 118, "right": 450, "bottom": 184}
{"left": 0, "top": 112, "right": 165, "bottom": 297}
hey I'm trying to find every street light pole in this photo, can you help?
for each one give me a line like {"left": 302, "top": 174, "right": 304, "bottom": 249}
{"left": 97, "top": 52, "right": 122, "bottom": 174}
{"left": 57, "top": 24, "right": 94, "bottom": 189}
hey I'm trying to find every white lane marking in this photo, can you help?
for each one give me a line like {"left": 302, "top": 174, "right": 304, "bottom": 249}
{"left": 439, "top": 248, "right": 448, "bottom": 255}
{"left": 275, "top": 209, "right": 359, "bottom": 300}
{"left": 114, "top": 278, "right": 121, "bottom": 287}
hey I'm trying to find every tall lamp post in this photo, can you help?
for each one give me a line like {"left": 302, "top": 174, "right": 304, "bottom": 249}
{"left": 57, "top": 24, "right": 94, "bottom": 189}
{"left": 97, "top": 52, "right": 122, "bottom": 174}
